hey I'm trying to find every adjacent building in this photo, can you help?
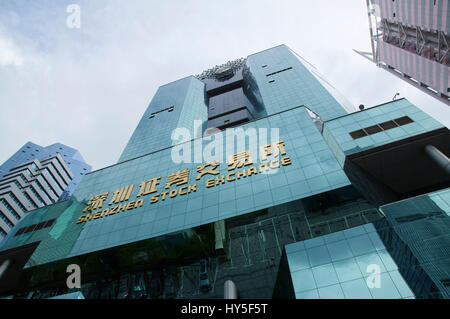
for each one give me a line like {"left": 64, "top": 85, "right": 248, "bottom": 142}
{"left": 363, "top": 0, "right": 449, "bottom": 105}
{"left": 0, "top": 45, "right": 448, "bottom": 299}
{"left": 0, "top": 142, "right": 91, "bottom": 241}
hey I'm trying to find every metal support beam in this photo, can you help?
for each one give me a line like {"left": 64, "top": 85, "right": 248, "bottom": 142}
{"left": 424, "top": 145, "right": 450, "bottom": 177}
{"left": 0, "top": 259, "right": 11, "bottom": 280}
{"left": 224, "top": 280, "right": 237, "bottom": 299}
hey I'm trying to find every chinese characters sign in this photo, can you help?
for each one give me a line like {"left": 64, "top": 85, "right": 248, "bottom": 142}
{"left": 76, "top": 140, "right": 292, "bottom": 224}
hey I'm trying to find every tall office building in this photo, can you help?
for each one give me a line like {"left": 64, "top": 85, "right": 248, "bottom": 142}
{"left": 363, "top": 0, "right": 449, "bottom": 105}
{"left": 0, "top": 45, "right": 448, "bottom": 299}
{"left": 0, "top": 142, "right": 92, "bottom": 240}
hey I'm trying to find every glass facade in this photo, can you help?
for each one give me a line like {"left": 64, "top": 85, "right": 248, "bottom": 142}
{"left": 0, "top": 106, "right": 352, "bottom": 265}
{"left": 283, "top": 187, "right": 450, "bottom": 299}
{"left": 285, "top": 223, "right": 415, "bottom": 299}
{"left": 0, "top": 44, "right": 448, "bottom": 299}
{"left": 118, "top": 76, "right": 208, "bottom": 162}
{"left": 323, "top": 99, "right": 445, "bottom": 166}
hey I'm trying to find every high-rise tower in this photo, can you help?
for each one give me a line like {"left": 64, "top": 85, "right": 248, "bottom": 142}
{"left": 363, "top": 0, "right": 449, "bottom": 105}
{"left": 0, "top": 142, "right": 91, "bottom": 240}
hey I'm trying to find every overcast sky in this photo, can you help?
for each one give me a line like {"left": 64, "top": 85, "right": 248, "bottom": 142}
{"left": 0, "top": 0, "right": 449, "bottom": 171}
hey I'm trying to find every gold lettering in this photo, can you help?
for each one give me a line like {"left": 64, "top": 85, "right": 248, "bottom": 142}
{"left": 188, "top": 183, "right": 197, "bottom": 193}
{"left": 137, "top": 177, "right": 161, "bottom": 197}
{"left": 247, "top": 166, "right": 258, "bottom": 176}
{"left": 216, "top": 175, "right": 225, "bottom": 186}
{"left": 150, "top": 194, "right": 159, "bottom": 204}
{"left": 260, "top": 140, "right": 287, "bottom": 161}
{"left": 258, "top": 163, "right": 269, "bottom": 173}
{"left": 179, "top": 185, "right": 188, "bottom": 195}
{"left": 126, "top": 201, "right": 136, "bottom": 210}
{"left": 117, "top": 203, "right": 128, "bottom": 213}
{"left": 281, "top": 156, "right": 292, "bottom": 166}
{"left": 270, "top": 160, "right": 279, "bottom": 169}
{"left": 83, "top": 192, "right": 109, "bottom": 212}
{"left": 101, "top": 209, "right": 109, "bottom": 217}
{"left": 165, "top": 168, "right": 190, "bottom": 189}
{"left": 236, "top": 169, "right": 246, "bottom": 179}
{"left": 226, "top": 172, "right": 235, "bottom": 182}
{"left": 136, "top": 199, "right": 144, "bottom": 207}
{"left": 169, "top": 189, "right": 178, "bottom": 198}
{"left": 93, "top": 211, "right": 102, "bottom": 219}
{"left": 196, "top": 162, "right": 220, "bottom": 180}
{"left": 228, "top": 150, "right": 253, "bottom": 170}
{"left": 109, "top": 185, "right": 134, "bottom": 205}
{"left": 110, "top": 206, "right": 118, "bottom": 215}
{"left": 161, "top": 191, "right": 169, "bottom": 201}
{"left": 206, "top": 179, "right": 215, "bottom": 188}
{"left": 76, "top": 215, "right": 86, "bottom": 224}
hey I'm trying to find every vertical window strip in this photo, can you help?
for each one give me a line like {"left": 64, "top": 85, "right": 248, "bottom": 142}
{"left": 28, "top": 187, "right": 46, "bottom": 206}
{"left": 33, "top": 182, "right": 52, "bottom": 203}
{"left": 8, "top": 192, "right": 27, "bottom": 213}
{"left": 40, "top": 174, "right": 59, "bottom": 199}
{"left": 0, "top": 212, "right": 13, "bottom": 228}
{"left": 0, "top": 198, "right": 20, "bottom": 220}
{"left": 22, "top": 191, "right": 37, "bottom": 209}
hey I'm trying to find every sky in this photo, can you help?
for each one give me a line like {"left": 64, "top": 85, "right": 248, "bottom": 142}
{"left": 0, "top": 0, "right": 449, "bottom": 171}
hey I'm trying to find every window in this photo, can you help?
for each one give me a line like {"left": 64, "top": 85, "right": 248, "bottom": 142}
{"left": 149, "top": 105, "right": 175, "bottom": 119}
{"left": 22, "top": 191, "right": 36, "bottom": 209}
{"left": 0, "top": 213, "right": 13, "bottom": 227}
{"left": 28, "top": 187, "right": 45, "bottom": 206}
{"left": 379, "top": 120, "right": 398, "bottom": 130}
{"left": 40, "top": 176, "right": 59, "bottom": 199}
{"left": 0, "top": 198, "right": 21, "bottom": 220}
{"left": 20, "top": 175, "right": 28, "bottom": 184}
{"left": 393, "top": 116, "right": 413, "bottom": 126}
{"left": 9, "top": 193, "right": 27, "bottom": 212}
{"left": 268, "top": 80, "right": 275, "bottom": 83}
{"left": 365, "top": 125, "right": 382, "bottom": 135}
{"left": 33, "top": 182, "right": 51, "bottom": 203}
{"left": 45, "top": 170, "right": 64, "bottom": 193}
{"left": 266, "top": 67, "right": 293, "bottom": 77}
{"left": 349, "top": 116, "right": 414, "bottom": 140}
{"left": 14, "top": 218, "right": 56, "bottom": 237}
{"left": 349, "top": 130, "right": 368, "bottom": 139}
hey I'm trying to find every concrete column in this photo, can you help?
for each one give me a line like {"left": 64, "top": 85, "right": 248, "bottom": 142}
{"left": 214, "top": 220, "right": 226, "bottom": 251}
{"left": 0, "top": 259, "right": 12, "bottom": 280}
{"left": 224, "top": 280, "right": 237, "bottom": 299}
{"left": 424, "top": 145, "right": 450, "bottom": 176}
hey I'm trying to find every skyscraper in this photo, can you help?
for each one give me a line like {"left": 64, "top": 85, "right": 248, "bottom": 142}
{"left": 363, "top": 0, "right": 449, "bottom": 105}
{"left": 0, "top": 142, "right": 91, "bottom": 240}
{"left": 0, "top": 45, "right": 448, "bottom": 299}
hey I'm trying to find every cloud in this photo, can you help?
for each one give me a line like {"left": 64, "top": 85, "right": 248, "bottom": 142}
{"left": 0, "top": 28, "right": 23, "bottom": 66}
